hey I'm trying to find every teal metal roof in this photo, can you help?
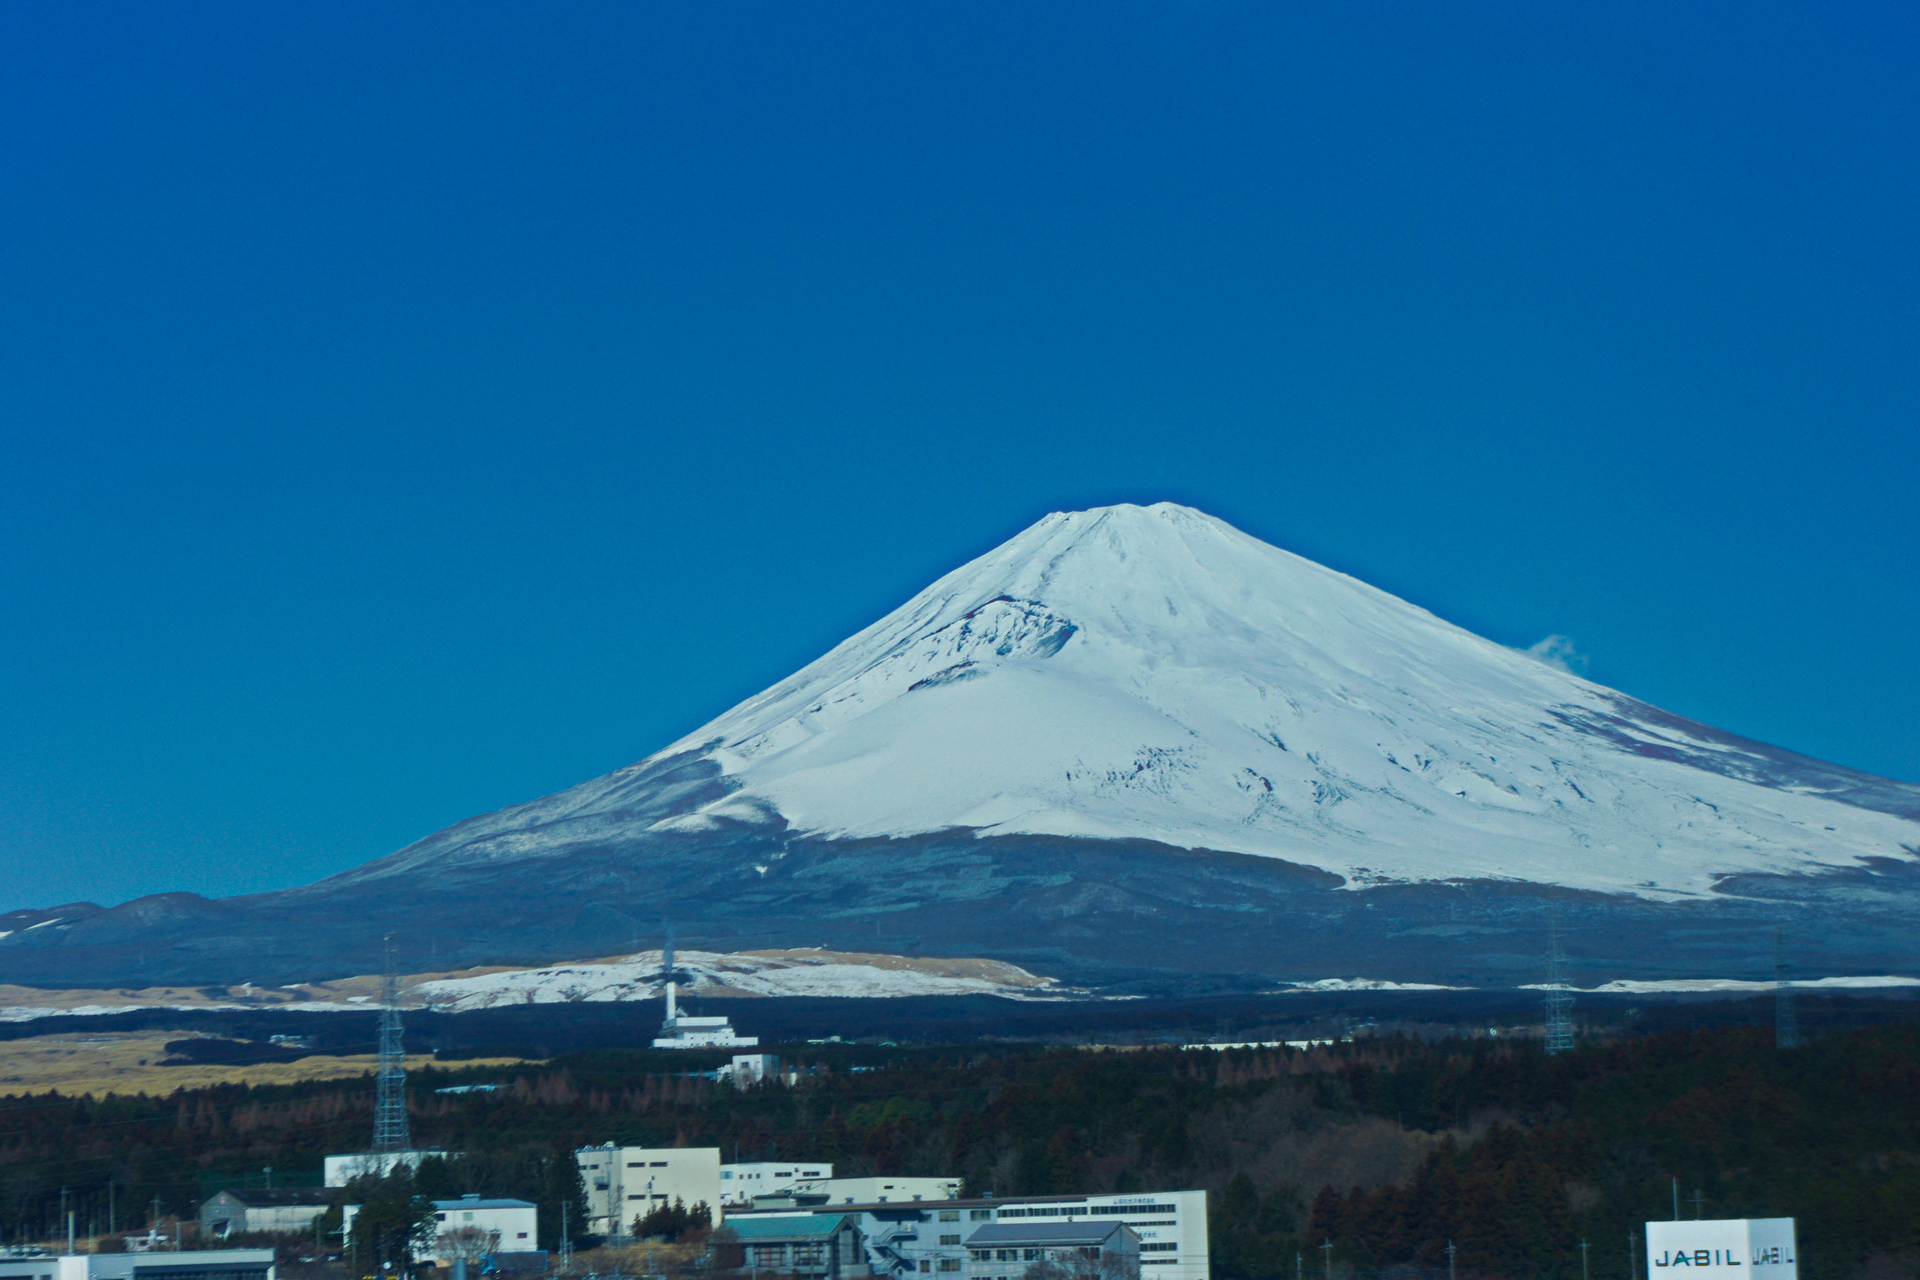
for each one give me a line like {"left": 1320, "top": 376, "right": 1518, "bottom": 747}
{"left": 725, "top": 1214, "right": 849, "bottom": 1240}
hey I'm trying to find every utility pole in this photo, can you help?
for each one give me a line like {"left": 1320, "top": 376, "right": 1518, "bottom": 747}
{"left": 1322, "top": 1238, "right": 1334, "bottom": 1280}
{"left": 1582, "top": 1238, "right": 1590, "bottom": 1280}
{"left": 1692, "top": 1191, "right": 1705, "bottom": 1221}
{"left": 1447, "top": 1240, "right": 1457, "bottom": 1280}
{"left": 1775, "top": 928, "right": 1800, "bottom": 1050}
{"left": 1296, "top": 1252, "right": 1303, "bottom": 1280}
{"left": 1671, "top": 1178, "right": 1679, "bottom": 1221}
{"left": 108, "top": 1180, "right": 115, "bottom": 1236}
{"left": 1630, "top": 1234, "right": 1639, "bottom": 1280}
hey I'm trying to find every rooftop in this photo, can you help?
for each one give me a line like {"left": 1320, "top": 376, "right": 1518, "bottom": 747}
{"left": 966, "top": 1223, "right": 1135, "bottom": 1246}
{"left": 206, "top": 1188, "right": 331, "bottom": 1207}
{"left": 723, "top": 1215, "right": 851, "bottom": 1240}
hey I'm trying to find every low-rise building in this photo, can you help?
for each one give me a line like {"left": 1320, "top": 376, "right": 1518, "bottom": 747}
{"left": 200, "top": 1188, "right": 331, "bottom": 1237}
{"left": 724, "top": 1214, "right": 869, "bottom": 1280}
{"left": 0, "top": 1251, "right": 275, "bottom": 1280}
{"left": 577, "top": 1145, "right": 723, "bottom": 1234}
{"left": 965, "top": 1222, "right": 1140, "bottom": 1280}
{"left": 324, "top": 1150, "right": 449, "bottom": 1187}
{"left": 343, "top": 1196, "right": 536, "bottom": 1264}
{"left": 729, "top": 1190, "right": 1206, "bottom": 1280}
{"left": 722, "top": 1162, "right": 834, "bottom": 1207}
{"left": 800, "top": 1178, "right": 961, "bottom": 1206}
{"left": 427, "top": 1195, "right": 538, "bottom": 1261}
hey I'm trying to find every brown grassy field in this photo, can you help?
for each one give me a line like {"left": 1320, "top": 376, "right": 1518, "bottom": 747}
{"left": 0, "top": 1030, "right": 525, "bottom": 1097}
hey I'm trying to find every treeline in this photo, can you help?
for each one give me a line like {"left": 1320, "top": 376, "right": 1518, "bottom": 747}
{"left": 0, "top": 1025, "right": 1914, "bottom": 1280}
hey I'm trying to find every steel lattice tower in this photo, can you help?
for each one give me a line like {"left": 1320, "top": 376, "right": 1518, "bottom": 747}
{"left": 372, "top": 935, "right": 411, "bottom": 1153}
{"left": 1544, "top": 911, "right": 1575, "bottom": 1055}
{"left": 1775, "top": 927, "right": 1800, "bottom": 1050}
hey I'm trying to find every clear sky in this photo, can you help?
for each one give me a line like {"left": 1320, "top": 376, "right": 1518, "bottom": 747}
{"left": 2, "top": 3, "right": 1915, "bottom": 910}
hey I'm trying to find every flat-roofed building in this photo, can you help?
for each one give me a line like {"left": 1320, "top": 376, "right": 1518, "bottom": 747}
{"left": 323, "top": 1151, "right": 449, "bottom": 1187}
{"left": 0, "top": 1251, "right": 275, "bottom": 1280}
{"left": 721, "top": 1162, "right": 834, "bottom": 1207}
{"left": 801, "top": 1178, "right": 961, "bottom": 1206}
{"left": 730, "top": 1190, "right": 1206, "bottom": 1280}
{"left": 577, "top": 1145, "right": 722, "bottom": 1234}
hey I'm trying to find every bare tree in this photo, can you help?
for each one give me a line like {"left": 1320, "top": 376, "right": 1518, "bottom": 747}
{"left": 437, "top": 1225, "right": 500, "bottom": 1264}
{"left": 1023, "top": 1251, "right": 1140, "bottom": 1280}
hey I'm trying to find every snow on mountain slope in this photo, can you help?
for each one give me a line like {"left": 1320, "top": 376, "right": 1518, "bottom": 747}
{"left": 339, "top": 503, "right": 1919, "bottom": 899}
{"left": 407, "top": 949, "right": 1069, "bottom": 1010}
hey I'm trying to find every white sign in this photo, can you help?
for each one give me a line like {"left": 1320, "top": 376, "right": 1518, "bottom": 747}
{"left": 1647, "top": 1219, "right": 1797, "bottom": 1280}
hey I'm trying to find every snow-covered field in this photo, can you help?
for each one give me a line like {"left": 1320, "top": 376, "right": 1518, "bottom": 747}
{"left": 1530, "top": 975, "right": 1920, "bottom": 995}
{"left": 342, "top": 503, "right": 1918, "bottom": 901}
{"left": 408, "top": 948, "right": 1071, "bottom": 1010}
{"left": 0, "top": 949, "right": 1071, "bottom": 1021}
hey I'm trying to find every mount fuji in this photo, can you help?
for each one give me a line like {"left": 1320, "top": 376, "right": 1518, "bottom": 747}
{"left": 7, "top": 503, "right": 1917, "bottom": 993}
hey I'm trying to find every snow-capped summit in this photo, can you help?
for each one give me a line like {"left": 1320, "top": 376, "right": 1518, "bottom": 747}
{"left": 351, "top": 502, "right": 1917, "bottom": 899}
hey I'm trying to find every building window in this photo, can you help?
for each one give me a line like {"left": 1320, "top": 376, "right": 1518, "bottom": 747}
{"left": 939, "top": 1212, "right": 959, "bottom": 1223}
{"left": 940, "top": 1236, "right": 961, "bottom": 1246}
{"left": 651, "top": 1161, "right": 669, "bottom": 1167}
{"left": 919, "top": 1262, "right": 931, "bottom": 1273}
{"left": 1142, "top": 1244, "right": 1179, "bottom": 1253}
{"left": 938, "top": 1262, "right": 962, "bottom": 1272}
{"left": 970, "top": 1211, "right": 993, "bottom": 1221}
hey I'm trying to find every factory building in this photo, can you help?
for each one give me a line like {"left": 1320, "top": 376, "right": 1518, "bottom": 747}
{"left": 721, "top": 1162, "right": 834, "bottom": 1207}
{"left": 343, "top": 1196, "right": 537, "bottom": 1264}
{"left": 323, "top": 1150, "right": 449, "bottom": 1187}
{"left": 200, "top": 1188, "right": 330, "bottom": 1237}
{"left": 0, "top": 1252, "right": 275, "bottom": 1280}
{"left": 577, "top": 1145, "right": 723, "bottom": 1234}
{"left": 730, "top": 1190, "right": 1206, "bottom": 1280}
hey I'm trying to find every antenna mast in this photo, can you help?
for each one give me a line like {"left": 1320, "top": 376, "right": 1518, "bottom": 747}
{"left": 663, "top": 923, "right": 678, "bottom": 1023}
{"left": 372, "top": 934, "right": 411, "bottom": 1153}
{"left": 1774, "top": 927, "right": 1800, "bottom": 1049}
{"left": 1544, "top": 909, "right": 1575, "bottom": 1055}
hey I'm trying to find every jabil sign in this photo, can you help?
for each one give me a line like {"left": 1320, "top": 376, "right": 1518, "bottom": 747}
{"left": 1647, "top": 1219, "right": 1798, "bottom": 1280}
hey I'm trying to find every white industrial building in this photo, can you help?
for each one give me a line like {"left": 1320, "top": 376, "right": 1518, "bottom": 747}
{"left": 0, "top": 1252, "right": 275, "bottom": 1280}
{"left": 653, "top": 981, "right": 757, "bottom": 1048}
{"left": 721, "top": 1162, "right": 834, "bottom": 1207}
{"left": 796, "top": 1177, "right": 962, "bottom": 1206}
{"left": 730, "top": 1189, "right": 1207, "bottom": 1280}
{"left": 577, "top": 1145, "right": 723, "bottom": 1234}
{"left": 324, "top": 1150, "right": 449, "bottom": 1187}
{"left": 343, "top": 1196, "right": 537, "bottom": 1263}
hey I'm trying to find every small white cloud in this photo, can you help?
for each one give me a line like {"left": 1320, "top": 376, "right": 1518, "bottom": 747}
{"left": 1524, "top": 634, "right": 1589, "bottom": 675}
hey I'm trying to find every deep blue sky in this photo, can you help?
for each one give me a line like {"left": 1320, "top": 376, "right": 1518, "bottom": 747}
{"left": 2, "top": 3, "right": 1916, "bottom": 910}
